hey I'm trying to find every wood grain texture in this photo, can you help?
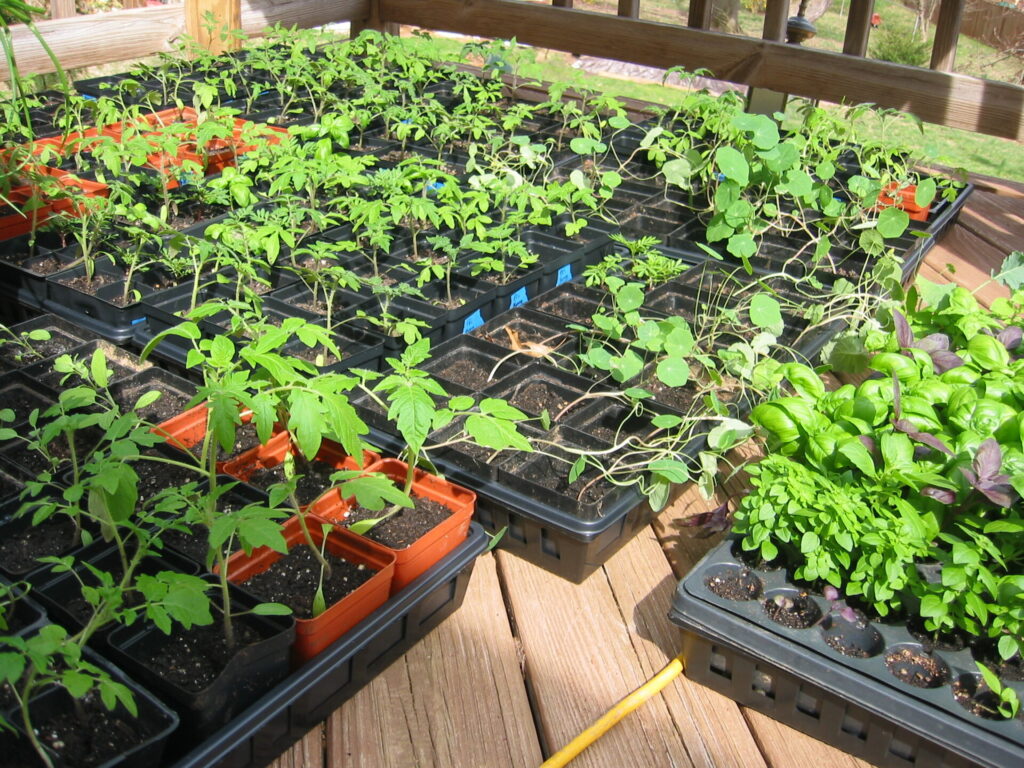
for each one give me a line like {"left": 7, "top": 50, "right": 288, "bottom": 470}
{"left": 267, "top": 726, "right": 325, "bottom": 768}
{"left": 186, "top": 0, "right": 242, "bottom": 53}
{"left": 929, "top": 0, "right": 966, "bottom": 72}
{"left": 842, "top": 0, "right": 875, "bottom": 57}
{"left": 741, "top": 708, "right": 877, "bottom": 768}
{"left": 0, "top": 0, "right": 369, "bottom": 79}
{"left": 955, "top": 188, "right": 1024, "bottom": 257}
{"left": 324, "top": 553, "right": 542, "bottom": 768}
{"left": 380, "top": 0, "right": 1024, "bottom": 140}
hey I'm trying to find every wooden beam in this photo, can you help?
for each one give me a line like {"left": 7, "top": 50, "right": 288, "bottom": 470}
{"left": 687, "top": 0, "right": 711, "bottom": 29}
{"left": 185, "top": 0, "right": 242, "bottom": 53}
{"left": 762, "top": 0, "right": 788, "bottom": 43}
{"left": 843, "top": 0, "right": 874, "bottom": 57}
{"left": 0, "top": 1, "right": 370, "bottom": 80}
{"left": 551, "top": 0, "right": 574, "bottom": 8}
{"left": 930, "top": 0, "right": 965, "bottom": 72}
{"left": 617, "top": 0, "right": 640, "bottom": 19}
{"left": 379, "top": 0, "right": 1024, "bottom": 140}
{"left": 49, "top": 0, "right": 76, "bottom": 20}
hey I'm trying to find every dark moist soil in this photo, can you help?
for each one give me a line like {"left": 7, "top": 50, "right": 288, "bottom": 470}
{"left": 763, "top": 591, "right": 822, "bottom": 629}
{"left": 431, "top": 356, "right": 503, "bottom": 390}
{"left": 187, "top": 420, "right": 262, "bottom": 463}
{"left": 821, "top": 616, "right": 883, "bottom": 658}
{"left": 0, "top": 330, "right": 79, "bottom": 368}
{"left": 346, "top": 495, "right": 452, "bottom": 550}
{"left": 132, "top": 454, "right": 204, "bottom": 502}
{"left": 506, "top": 380, "right": 578, "bottom": 417}
{"left": 501, "top": 452, "right": 609, "bottom": 507}
{"left": 972, "top": 642, "right": 1024, "bottom": 682}
{"left": 0, "top": 517, "right": 82, "bottom": 575}
{"left": 907, "top": 615, "right": 969, "bottom": 653}
{"left": 534, "top": 295, "right": 597, "bottom": 325}
{"left": 2, "top": 384, "right": 53, "bottom": 423}
{"left": 287, "top": 344, "right": 341, "bottom": 369}
{"left": 109, "top": 380, "right": 192, "bottom": 423}
{"left": 247, "top": 457, "right": 339, "bottom": 505}
{"left": 4, "top": 426, "right": 105, "bottom": 476}
{"left": 241, "top": 545, "right": 375, "bottom": 619}
{"left": 134, "top": 620, "right": 266, "bottom": 692}
{"left": 704, "top": 567, "right": 763, "bottom": 601}
{"left": 0, "top": 252, "right": 66, "bottom": 274}
{"left": 53, "top": 271, "right": 119, "bottom": 295}
{"left": 32, "top": 689, "right": 159, "bottom": 768}
{"left": 952, "top": 677, "right": 1011, "bottom": 720}
{"left": 39, "top": 357, "right": 138, "bottom": 390}
{"left": 884, "top": 646, "right": 949, "bottom": 688}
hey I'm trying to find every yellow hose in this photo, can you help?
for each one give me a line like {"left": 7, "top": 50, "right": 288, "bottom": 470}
{"left": 539, "top": 652, "right": 687, "bottom": 768}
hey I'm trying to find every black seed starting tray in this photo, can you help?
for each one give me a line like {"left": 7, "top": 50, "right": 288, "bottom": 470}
{"left": 670, "top": 538, "right": 1024, "bottom": 768}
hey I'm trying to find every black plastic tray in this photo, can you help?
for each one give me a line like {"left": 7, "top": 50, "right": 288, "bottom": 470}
{"left": 669, "top": 538, "right": 1024, "bottom": 768}
{"left": 168, "top": 523, "right": 488, "bottom": 768}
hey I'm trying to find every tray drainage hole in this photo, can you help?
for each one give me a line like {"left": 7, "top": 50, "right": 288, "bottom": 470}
{"left": 763, "top": 589, "right": 821, "bottom": 629}
{"left": 820, "top": 614, "right": 884, "bottom": 658}
{"left": 703, "top": 564, "right": 763, "bottom": 601}
{"left": 884, "top": 644, "right": 950, "bottom": 689}
{"left": 750, "top": 668, "right": 775, "bottom": 699}
{"left": 952, "top": 672, "right": 1015, "bottom": 720}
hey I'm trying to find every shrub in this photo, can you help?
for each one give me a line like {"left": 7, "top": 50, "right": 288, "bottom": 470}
{"left": 872, "top": 28, "right": 931, "bottom": 67}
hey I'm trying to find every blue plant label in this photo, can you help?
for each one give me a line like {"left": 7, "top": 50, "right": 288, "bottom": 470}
{"left": 509, "top": 287, "right": 529, "bottom": 308}
{"left": 462, "top": 309, "right": 485, "bottom": 334}
{"left": 131, "top": 317, "right": 146, "bottom": 325}
{"left": 556, "top": 265, "right": 573, "bottom": 286}
{"left": 82, "top": 94, "right": 97, "bottom": 101}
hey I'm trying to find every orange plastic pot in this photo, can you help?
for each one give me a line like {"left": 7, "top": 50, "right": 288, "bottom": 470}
{"left": 220, "top": 431, "right": 379, "bottom": 506}
{"left": 223, "top": 514, "right": 395, "bottom": 665}
{"left": 877, "top": 182, "right": 931, "bottom": 222}
{"left": 318, "top": 458, "right": 476, "bottom": 593}
{"left": 0, "top": 166, "right": 108, "bottom": 240}
{"left": 151, "top": 403, "right": 257, "bottom": 472}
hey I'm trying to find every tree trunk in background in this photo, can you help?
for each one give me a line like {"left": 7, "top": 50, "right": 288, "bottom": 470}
{"left": 711, "top": 0, "right": 741, "bottom": 33}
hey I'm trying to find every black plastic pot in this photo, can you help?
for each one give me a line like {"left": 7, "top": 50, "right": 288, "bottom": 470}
{"left": 0, "top": 313, "right": 100, "bottom": 373}
{"left": 166, "top": 523, "right": 487, "bottom": 768}
{"left": 0, "top": 371, "right": 57, "bottom": 426}
{"left": 4, "top": 650, "right": 180, "bottom": 768}
{"left": 418, "top": 334, "right": 523, "bottom": 391}
{"left": 106, "top": 576, "right": 295, "bottom": 748}
{"left": 0, "top": 579, "right": 47, "bottom": 638}
{"left": 480, "top": 361, "right": 596, "bottom": 420}
{"left": 0, "top": 236, "right": 81, "bottom": 310}
{"left": 0, "top": 511, "right": 94, "bottom": 583}
{"left": 20, "top": 339, "right": 149, "bottom": 391}
{"left": 469, "top": 305, "right": 582, "bottom": 359}
{"left": 669, "top": 538, "right": 1024, "bottom": 768}
{"left": 108, "top": 366, "right": 198, "bottom": 424}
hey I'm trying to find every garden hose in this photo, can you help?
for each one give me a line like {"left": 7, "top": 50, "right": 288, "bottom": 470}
{"left": 539, "top": 652, "right": 687, "bottom": 768}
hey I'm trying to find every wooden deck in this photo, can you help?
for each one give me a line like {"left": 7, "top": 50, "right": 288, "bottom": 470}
{"left": 268, "top": 175, "right": 1024, "bottom": 768}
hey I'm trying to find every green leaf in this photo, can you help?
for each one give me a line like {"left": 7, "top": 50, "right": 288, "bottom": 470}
{"left": 915, "top": 178, "right": 936, "bottom": 207}
{"left": 839, "top": 438, "right": 876, "bottom": 477}
{"left": 251, "top": 602, "right": 293, "bottom": 616}
{"left": 877, "top": 207, "right": 910, "bottom": 239}
{"left": 661, "top": 158, "right": 693, "bottom": 187}
{"left": 715, "top": 147, "right": 748, "bottom": 186}
{"left": 708, "top": 419, "right": 754, "bottom": 451}
{"left": 749, "top": 294, "right": 782, "bottom": 334}
{"left": 615, "top": 284, "right": 645, "bottom": 314}
{"left": 656, "top": 357, "right": 689, "bottom": 387}
{"left": 648, "top": 459, "right": 689, "bottom": 483}
{"left": 90, "top": 349, "right": 109, "bottom": 389}
{"left": 993, "top": 251, "right": 1024, "bottom": 290}
{"left": 829, "top": 335, "right": 870, "bottom": 374}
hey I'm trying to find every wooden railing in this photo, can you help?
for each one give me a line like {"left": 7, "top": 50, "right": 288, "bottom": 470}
{"left": 3, "top": 0, "right": 1023, "bottom": 141}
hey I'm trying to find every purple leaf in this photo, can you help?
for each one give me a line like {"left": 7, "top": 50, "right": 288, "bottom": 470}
{"left": 823, "top": 585, "right": 839, "bottom": 602}
{"left": 893, "top": 419, "right": 954, "bottom": 455}
{"left": 680, "top": 503, "right": 732, "bottom": 536}
{"left": 930, "top": 350, "right": 965, "bottom": 374}
{"left": 921, "top": 486, "right": 956, "bottom": 504}
{"left": 858, "top": 434, "right": 876, "bottom": 452}
{"left": 997, "top": 326, "right": 1023, "bottom": 351}
{"left": 892, "top": 377, "right": 902, "bottom": 419}
{"left": 974, "top": 438, "right": 1002, "bottom": 480}
{"left": 976, "top": 483, "right": 1015, "bottom": 508}
{"left": 840, "top": 606, "right": 859, "bottom": 624}
{"left": 893, "top": 309, "right": 914, "bottom": 350}
{"left": 915, "top": 333, "right": 950, "bottom": 354}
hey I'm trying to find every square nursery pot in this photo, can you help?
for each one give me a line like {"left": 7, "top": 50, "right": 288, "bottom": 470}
{"left": 151, "top": 402, "right": 264, "bottom": 471}
{"left": 877, "top": 182, "right": 932, "bottom": 222}
{"left": 0, "top": 312, "right": 99, "bottom": 373}
{"left": 0, "top": 509, "right": 96, "bottom": 583}
{"left": 169, "top": 523, "right": 488, "bottom": 768}
{"left": 105, "top": 575, "right": 295, "bottom": 747}
{"left": 0, "top": 370, "right": 57, "bottom": 427}
{"left": 20, "top": 338, "right": 149, "bottom": 391}
{"left": 0, "top": 233, "right": 88, "bottom": 310}
{"left": 316, "top": 457, "right": 476, "bottom": 593}
{"left": 220, "top": 430, "right": 379, "bottom": 508}
{"left": 0, "top": 166, "right": 108, "bottom": 242}
{"left": 3, "top": 650, "right": 179, "bottom": 768}
{"left": 108, "top": 366, "right": 197, "bottom": 425}
{"left": 669, "top": 538, "right": 1024, "bottom": 768}
{"left": 480, "top": 361, "right": 595, "bottom": 422}
{"left": 417, "top": 334, "right": 523, "bottom": 392}
{"left": 469, "top": 305, "right": 583, "bottom": 360}
{"left": 223, "top": 514, "right": 396, "bottom": 665}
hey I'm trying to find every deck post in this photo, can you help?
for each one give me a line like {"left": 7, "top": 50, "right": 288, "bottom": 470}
{"left": 930, "top": 0, "right": 965, "bottom": 72}
{"left": 617, "top": 0, "right": 640, "bottom": 18}
{"left": 747, "top": 0, "right": 789, "bottom": 116}
{"left": 184, "top": 0, "right": 242, "bottom": 53}
{"left": 842, "top": 0, "right": 875, "bottom": 57}
{"left": 687, "top": 0, "right": 712, "bottom": 29}
{"left": 353, "top": 0, "right": 400, "bottom": 35}
{"left": 49, "top": 0, "right": 76, "bottom": 20}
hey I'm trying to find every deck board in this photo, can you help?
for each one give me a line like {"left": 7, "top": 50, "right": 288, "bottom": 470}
{"left": 323, "top": 553, "right": 542, "bottom": 768}
{"left": 264, "top": 184, "right": 1024, "bottom": 768}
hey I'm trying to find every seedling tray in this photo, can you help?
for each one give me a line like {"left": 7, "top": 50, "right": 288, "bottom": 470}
{"left": 169, "top": 523, "right": 488, "bottom": 767}
{"left": 669, "top": 538, "right": 1024, "bottom": 768}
